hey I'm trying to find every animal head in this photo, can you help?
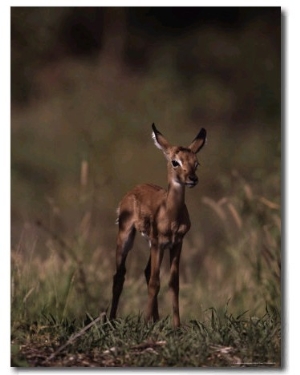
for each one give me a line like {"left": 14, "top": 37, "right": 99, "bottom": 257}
{"left": 152, "top": 123, "right": 207, "bottom": 187}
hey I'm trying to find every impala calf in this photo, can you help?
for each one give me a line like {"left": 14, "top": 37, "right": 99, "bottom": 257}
{"left": 109, "top": 124, "right": 207, "bottom": 327}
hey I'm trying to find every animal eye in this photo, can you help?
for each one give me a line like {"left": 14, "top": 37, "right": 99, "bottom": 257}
{"left": 171, "top": 160, "right": 180, "bottom": 168}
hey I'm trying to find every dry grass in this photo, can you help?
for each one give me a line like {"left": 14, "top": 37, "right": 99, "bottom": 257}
{"left": 11, "top": 169, "right": 280, "bottom": 324}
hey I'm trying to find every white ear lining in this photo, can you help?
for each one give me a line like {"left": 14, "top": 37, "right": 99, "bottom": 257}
{"left": 152, "top": 131, "right": 163, "bottom": 150}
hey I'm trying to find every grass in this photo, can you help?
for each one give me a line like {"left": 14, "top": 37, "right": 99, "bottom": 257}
{"left": 11, "top": 170, "right": 281, "bottom": 367}
{"left": 11, "top": 308, "right": 280, "bottom": 367}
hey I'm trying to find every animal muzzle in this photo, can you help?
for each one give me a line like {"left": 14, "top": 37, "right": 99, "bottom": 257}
{"left": 186, "top": 175, "right": 198, "bottom": 187}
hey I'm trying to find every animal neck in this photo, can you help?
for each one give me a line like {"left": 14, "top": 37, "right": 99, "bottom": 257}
{"left": 166, "top": 176, "right": 186, "bottom": 218}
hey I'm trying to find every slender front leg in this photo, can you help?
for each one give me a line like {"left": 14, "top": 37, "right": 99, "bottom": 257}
{"left": 145, "top": 244, "right": 164, "bottom": 323}
{"left": 169, "top": 242, "right": 182, "bottom": 327}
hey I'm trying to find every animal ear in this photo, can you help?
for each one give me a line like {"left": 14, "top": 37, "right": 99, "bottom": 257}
{"left": 188, "top": 128, "right": 207, "bottom": 153}
{"left": 151, "top": 123, "right": 171, "bottom": 153}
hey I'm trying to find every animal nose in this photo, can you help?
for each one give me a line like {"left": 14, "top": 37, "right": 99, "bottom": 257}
{"left": 189, "top": 175, "right": 198, "bottom": 184}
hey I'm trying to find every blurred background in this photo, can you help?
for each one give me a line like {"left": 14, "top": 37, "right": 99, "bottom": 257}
{"left": 11, "top": 7, "right": 281, "bottom": 321}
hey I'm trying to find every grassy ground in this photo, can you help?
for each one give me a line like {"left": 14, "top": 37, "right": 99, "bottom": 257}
{"left": 11, "top": 310, "right": 280, "bottom": 367}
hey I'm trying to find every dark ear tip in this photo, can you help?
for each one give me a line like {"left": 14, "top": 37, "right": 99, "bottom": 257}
{"left": 198, "top": 128, "right": 206, "bottom": 139}
{"left": 152, "top": 123, "right": 162, "bottom": 135}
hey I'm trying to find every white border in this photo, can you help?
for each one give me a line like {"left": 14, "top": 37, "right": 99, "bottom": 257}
{"left": 285, "top": 2, "right": 300, "bottom": 374}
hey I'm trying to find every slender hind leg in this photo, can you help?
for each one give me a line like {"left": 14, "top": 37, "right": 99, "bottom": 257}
{"left": 144, "top": 255, "right": 159, "bottom": 321}
{"left": 110, "top": 221, "right": 136, "bottom": 320}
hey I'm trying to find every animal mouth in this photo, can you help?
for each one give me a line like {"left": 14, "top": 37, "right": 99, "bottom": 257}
{"left": 186, "top": 182, "right": 197, "bottom": 188}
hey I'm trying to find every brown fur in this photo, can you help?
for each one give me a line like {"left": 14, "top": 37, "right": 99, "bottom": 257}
{"left": 109, "top": 124, "right": 206, "bottom": 327}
